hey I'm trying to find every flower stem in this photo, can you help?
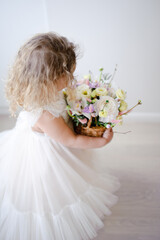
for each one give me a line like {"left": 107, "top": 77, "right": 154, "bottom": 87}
{"left": 95, "top": 117, "right": 97, "bottom": 126}
{"left": 109, "top": 64, "right": 118, "bottom": 84}
{"left": 99, "top": 68, "right": 104, "bottom": 82}
{"left": 87, "top": 116, "right": 92, "bottom": 128}
{"left": 113, "top": 130, "right": 132, "bottom": 134}
{"left": 119, "top": 100, "right": 142, "bottom": 116}
{"left": 66, "top": 105, "right": 73, "bottom": 117}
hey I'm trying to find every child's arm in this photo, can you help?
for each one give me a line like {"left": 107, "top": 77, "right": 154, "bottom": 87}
{"left": 36, "top": 110, "right": 113, "bottom": 149}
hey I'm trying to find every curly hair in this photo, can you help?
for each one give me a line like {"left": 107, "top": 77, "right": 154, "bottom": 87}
{"left": 5, "top": 32, "right": 79, "bottom": 116}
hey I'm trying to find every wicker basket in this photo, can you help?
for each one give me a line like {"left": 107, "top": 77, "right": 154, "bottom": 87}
{"left": 73, "top": 116, "right": 106, "bottom": 137}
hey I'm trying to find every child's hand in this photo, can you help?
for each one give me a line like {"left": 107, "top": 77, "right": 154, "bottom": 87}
{"left": 102, "top": 127, "right": 114, "bottom": 143}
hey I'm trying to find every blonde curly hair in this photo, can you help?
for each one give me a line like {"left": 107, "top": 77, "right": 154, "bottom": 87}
{"left": 5, "top": 32, "right": 79, "bottom": 116}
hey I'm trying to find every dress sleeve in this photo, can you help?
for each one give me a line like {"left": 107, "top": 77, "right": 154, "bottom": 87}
{"left": 43, "top": 92, "right": 67, "bottom": 120}
{"left": 31, "top": 90, "right": 67, "bottom": 124}
{"left": 43, "top": 105, "right": 61, "bottom": 119}
{"left": 30, "top": 106, "right": 60, "bottom": 128}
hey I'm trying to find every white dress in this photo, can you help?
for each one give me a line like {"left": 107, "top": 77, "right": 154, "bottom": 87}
{"left": 0, "top": 90, "right": 121, "bottom": 240}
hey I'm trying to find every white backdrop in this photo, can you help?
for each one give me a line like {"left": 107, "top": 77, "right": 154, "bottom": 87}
{"left": 0, "top": 0, "right": 160, "bottom": 121}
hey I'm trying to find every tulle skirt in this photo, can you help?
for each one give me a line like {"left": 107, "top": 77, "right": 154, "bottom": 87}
{"left": 0, "top": 126, "right": 121, "bottom": 240}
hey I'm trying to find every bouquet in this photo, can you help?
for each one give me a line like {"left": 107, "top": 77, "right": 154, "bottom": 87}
{"left": 64, "top": 66, "right": 142, "bottom": 137}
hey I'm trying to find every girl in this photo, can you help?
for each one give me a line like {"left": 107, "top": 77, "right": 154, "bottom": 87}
{"left": 0, "top": 32, "right": 121, "bottom": 240}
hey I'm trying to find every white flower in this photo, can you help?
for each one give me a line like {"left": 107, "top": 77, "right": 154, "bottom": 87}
{"left": 107, "top": 87, "right": 116, "bottom": 98}
{"left": 95, "top": 96, "right": 119, "bottom": 123}
{"left": 95, "top": 87, "right": 108, "bottom": 96}
{"left": 76, "top": 84, "right": 91, "bottom": 99}
{"left": 67, "top": 99, "right": 81, "bottom": 113}
{"left": 76, "top": 84, "right": 89, "bottom": 91}
{"left": 66, "top": 88, "right": 82, "bottom": 113}
{"left": 81, "top": 96, "right": 88, "bottom": 108}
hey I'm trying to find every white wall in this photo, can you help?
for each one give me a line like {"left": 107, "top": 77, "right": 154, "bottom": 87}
{"left": 0, "top": 0, "right": 160, "bottom": 121}
{"left": 0, "top": 0, "right": 48, "bottom": 113}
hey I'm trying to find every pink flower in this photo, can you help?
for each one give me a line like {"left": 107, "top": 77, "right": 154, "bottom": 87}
{"left": 89, "top": 82, "right": 99, "bottom": 88}
{"left": 78, "top": 118, "right": 87, "bottom": 124}
{"left": 89, "top": 104, "right": 95, "bottom": 113}
{"left": 83, "top": 104, "right": 95, "bottom": 113}
{"left": 85, "top": 79, "right": 90, "bottom": 85}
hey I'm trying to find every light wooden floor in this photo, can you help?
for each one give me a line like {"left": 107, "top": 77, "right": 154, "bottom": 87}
{"left": 0, "top": 115, "right": 160, "bottom": 240}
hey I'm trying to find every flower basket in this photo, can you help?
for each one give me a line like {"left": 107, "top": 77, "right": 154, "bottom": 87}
{"left": 73, "top": 116, "right": 106, "bottom": 137}
{"left": 64, "top": 67, "right": 142, "bottom": 136}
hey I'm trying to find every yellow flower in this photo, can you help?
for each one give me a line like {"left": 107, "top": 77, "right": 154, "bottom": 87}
{"left": 96, "top": 87, "right": 108, "bottom": 96}
{"left": 116, "top": 89, "right": 126, "bottom": 100}
{"left": 91, "top": 89, "right": 97, "bottom": 98}
{"left": 119, "top": 100, "right": 128, "bottom": 111}
{"left": 76, "top": 103, "right": 80, "bottom": 108}
{"left": 63, "top": 90, "right": 67, "bottom": 96}
{"left": 99, "top": 109, "right": 108, "bottom": 117}
{"left": 84, "top": 74, "right": 91, "bottom": 80}
{"left": 91, "top": 88, "right": 108, "bottom": 98}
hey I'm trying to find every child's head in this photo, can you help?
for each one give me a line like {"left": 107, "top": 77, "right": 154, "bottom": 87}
{"left": 5, "top": 32, "right": 79, "bottom": 116}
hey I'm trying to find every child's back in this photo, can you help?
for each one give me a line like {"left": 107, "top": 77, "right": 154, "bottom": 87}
{"left": 0, "top": 32, "right": 121, "bottom": 240}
